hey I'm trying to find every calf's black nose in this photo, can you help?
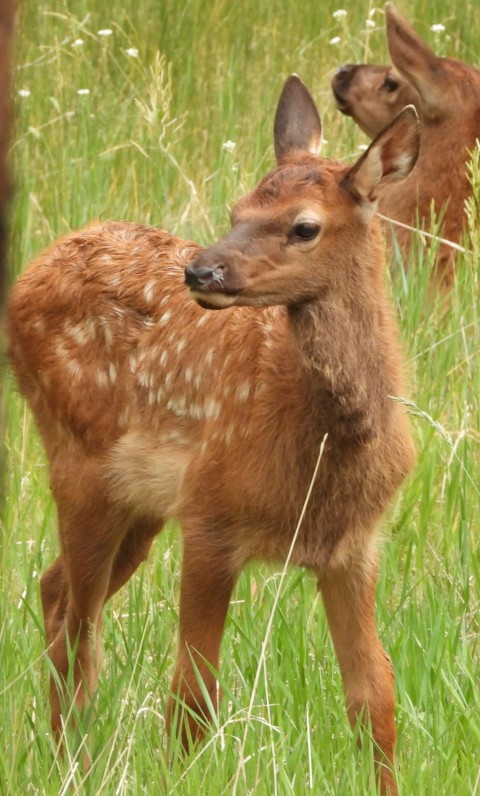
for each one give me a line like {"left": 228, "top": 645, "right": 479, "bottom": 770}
{"left": 184, "top": 264, "right": 215, "bottom": 288}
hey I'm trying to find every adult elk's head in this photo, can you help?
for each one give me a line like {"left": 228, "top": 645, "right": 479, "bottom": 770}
{"left": 332, "top": 3, "right": 480, "bottom": 139}
{"left": 332, "top": 63, "right": 419, "bottom": 139}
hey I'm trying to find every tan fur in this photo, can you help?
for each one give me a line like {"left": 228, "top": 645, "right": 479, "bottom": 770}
{"left": 331, "top": 3, "right": 480, "bottom": 287}
{"left": 6, "top": 76, "right": 418, "bottom": 795}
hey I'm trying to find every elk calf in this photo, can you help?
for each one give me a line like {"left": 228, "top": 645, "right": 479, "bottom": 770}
{"left": 7, "top": 76, "right": 419, "bottom": 794}
{"left": 332, "top": 2, "right": 480, "bottom": 286}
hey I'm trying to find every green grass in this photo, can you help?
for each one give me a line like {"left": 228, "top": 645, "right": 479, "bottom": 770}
{"left": 2, "top": 1, "right": 480, "bottom": 793}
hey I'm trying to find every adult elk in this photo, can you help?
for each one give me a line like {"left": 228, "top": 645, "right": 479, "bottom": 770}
{"left": 7, "top": 76, "right": 419, "bottom": 794}
{"left": 332, "top": 2, "right": 480, "bottom": 286}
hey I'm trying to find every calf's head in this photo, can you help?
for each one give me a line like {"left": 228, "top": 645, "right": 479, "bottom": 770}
{"left": 185, "top": 74, "right": 420, "bottom": 309}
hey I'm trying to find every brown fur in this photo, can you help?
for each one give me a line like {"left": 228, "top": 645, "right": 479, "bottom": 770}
{"left": 6, "top": 76, "right": 419, "bottom": 795}
{"left": 331, "top": 3, "right": 480, "bottom": 287}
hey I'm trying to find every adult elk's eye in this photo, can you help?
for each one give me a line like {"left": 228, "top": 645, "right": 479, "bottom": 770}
{"left": 292, "top": 222, "right": 321, "bottom": 241}
{"left": 383, "top": 77, "right": 399, "bottom": 93}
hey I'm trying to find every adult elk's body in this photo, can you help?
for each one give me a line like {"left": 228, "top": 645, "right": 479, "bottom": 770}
{"left": 7, "top": 76, "right": 419, "bottom": 794}
{"left": 332, "top": 2, "right": 480, "bottom": 286}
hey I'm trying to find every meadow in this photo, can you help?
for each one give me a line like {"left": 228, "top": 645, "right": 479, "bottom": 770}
{"left": 1, "top": 0, "right": 479, "bottom": 793}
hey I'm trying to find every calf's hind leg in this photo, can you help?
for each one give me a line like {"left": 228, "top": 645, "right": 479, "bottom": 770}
{"left": 44, "top": 487, "right": 131, "bottom": 737}
{"left": 40, "top": 554, "right": 68, "bottom": 646}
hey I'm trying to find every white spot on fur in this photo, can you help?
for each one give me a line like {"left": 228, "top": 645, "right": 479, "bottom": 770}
{"left": 64, "top": 321, "right": 94, "bottom": 346}
{"left": 95, "top": 368, "right": 109, "bottom": 388}
{"left": 176, "top": 339, "right": 186, "bottom": 355}
{"left": 206, "top": 348, "right": 214, "bottom": 366}
{"left": 185, "top": 367, "right": 193, "bottom": 384}
{"left": 129, "top": 354, "right": 138, "bottom": 374}
{"left": 189, "top": 402, "right": 204, "bottom": 420}
{"left": 109, "top": 363, "right": 117, "bottom": 383}
{"left": 165, "top": 372, "right": 173, "bottom": 390}
{"left": 34, "top": 319, "right": 45, "bottom": 333}
{"left": 197, "top": 314, "right": 209, "bottom": 327}
{"left": 160, "top": 310, "right": 172, "bottom": 326}
{"left": 205, "top": 398, "right": 221, "bottom": 420}
{"left": 55, "top": 340, "right": 69, "bottom": 362}
{"left": 167, "top": 395, "right": 187, "bottom": 416}
{"left": 236, "top": 382, "right": 250, "bottom": 402}
{"left": 160, "top": 294, "right": 170, "bottom": 306}
{"left": 160, "top": 350, "right": 168, "bottom": 367}
{"left": 65, "top": 358, "right": 82, "bottom": 379}
{"left": 143, "top": 280, "right": 157, "bottom": 303}
{"left": 137, "top": 370, "right": 149, "bottom": 388}
{"left": 100, "top": 317, "right": 113, "bottom": 349}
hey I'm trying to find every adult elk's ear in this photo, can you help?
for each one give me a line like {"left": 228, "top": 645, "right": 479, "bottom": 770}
{"left": 385, "top": 3, "right": 446, "bottom": 115}
{"left": 274, "top": 75, "right": 323, "bottom": 164}
{"left": 344, "top": 104, "right": 420, "bottom": 216}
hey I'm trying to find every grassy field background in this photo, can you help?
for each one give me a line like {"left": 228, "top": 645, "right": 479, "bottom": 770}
{"left": 2, "top": 0, "right": 480, "bottom": 793}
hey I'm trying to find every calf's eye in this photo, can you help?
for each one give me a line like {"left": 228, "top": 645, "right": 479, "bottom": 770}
{"left": 293, "top": 222, "right": 321, "bottom": 241}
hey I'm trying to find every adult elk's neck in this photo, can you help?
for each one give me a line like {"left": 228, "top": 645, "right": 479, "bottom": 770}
{"left": 287, "top": 248, "right": 403, "bottom": 444}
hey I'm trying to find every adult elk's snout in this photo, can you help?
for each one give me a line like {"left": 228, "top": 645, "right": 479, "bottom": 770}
{"left": 331, "top": 64, "right": 358, "bottom": 111}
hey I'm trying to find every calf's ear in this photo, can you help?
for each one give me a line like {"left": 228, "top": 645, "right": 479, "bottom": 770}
{"left": 274, "top": 75, "right": 323, "bottom": 163}
{"left": 343, "top": 104, "right": 420, "bottom": 216}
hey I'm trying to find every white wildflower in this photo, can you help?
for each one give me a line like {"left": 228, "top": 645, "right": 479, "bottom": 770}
{"left": 357, "top": 144, "right": 369, "bottom": 151}
{"left": 72, "top": 38, "right": 84, "bottom": 48}
{"left": 77, "top": 88, "right": 90, "bottom": 95}
{"left": 365, "top": 19, "right": 376, "bottom": 28}
{"left": 329, "top": 36, "right": 341, "bottom": 45}
{"left": 332, "top": 9, "right": 347, "bottom": 19}
{"left": 18, "top": 89, "right": 31, "bottom": 97}
{"left": 126, "top": 47, "right": 139, "bottom": 57}
{"left": 97, "top": 28, "right": 113, "bottom": 36}
{"left": 431, "top": 23, "right": 445, "bottom": 32}
{"left": 222, "top": 140, "right": 236, "bottom": 152}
